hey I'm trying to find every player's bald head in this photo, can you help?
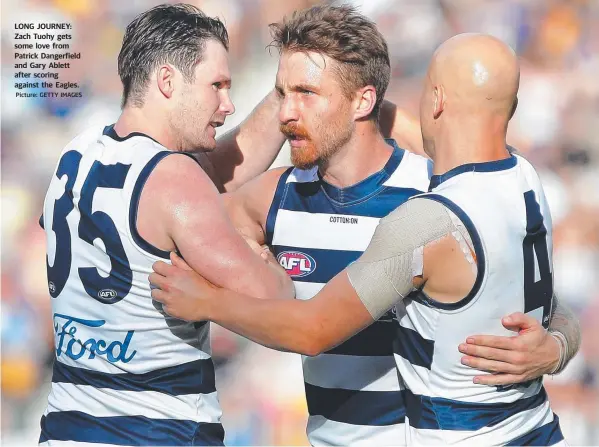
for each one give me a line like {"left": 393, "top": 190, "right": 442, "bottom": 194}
{"left": 420, "top": 33, "right": 520, "bottom": 159}
{"left": 431, "top": 33, "right": 519, "bottom": 114}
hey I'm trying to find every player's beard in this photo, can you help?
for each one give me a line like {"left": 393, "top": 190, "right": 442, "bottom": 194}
{"left": 281, "top": 122, "right": 318, "bottom": 170}
{"left": 281, "top": 118, "right": 353, "bottom": 170}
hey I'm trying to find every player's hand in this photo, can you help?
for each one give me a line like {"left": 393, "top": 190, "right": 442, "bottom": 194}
{"left": 238, "top": 233, "right": 290, "bottom": 285}
{"left": 241, "top": 234, "right": 277, "bottom": 264}
{"left": 458, "top": 312, "right": 560, "bottom": 385}
{"left": 149, "top": 252, "right": 220, "bottom": 322}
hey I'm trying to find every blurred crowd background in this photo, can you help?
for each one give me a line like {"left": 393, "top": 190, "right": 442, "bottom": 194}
{"left": 2, "top": 0, "right": 599, "bottom": 445}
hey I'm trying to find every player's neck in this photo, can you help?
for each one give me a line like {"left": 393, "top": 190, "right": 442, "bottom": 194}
{"left": 432, "top": 116, "right": 511, "bottom": 175}
{"left": 319, "top": 121, "right": 392, "bottom": 188}
{"left": 114, "top": 106, "right": 178, "bottom": 150}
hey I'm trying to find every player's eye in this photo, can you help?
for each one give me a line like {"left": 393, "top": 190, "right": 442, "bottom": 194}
{"left": 300, "top": 88, "right": 314, "bottom": 96}
{"left": 212, "top": 82, "right": 221, "bottom": 90}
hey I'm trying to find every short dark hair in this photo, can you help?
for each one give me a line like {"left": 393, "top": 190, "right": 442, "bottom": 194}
{"left": 118, "top": 3, "right": 229, "bottom": 107}
{"left": 269, "top": 5, "right": 390, "bottom": 119}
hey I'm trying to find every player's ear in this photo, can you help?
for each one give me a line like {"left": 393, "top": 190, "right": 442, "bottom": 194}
{"left": 433, "top": 84, "right": 445, "bottom": 119}
{"left": 353, "top": 85, "right": 377, "bottom": 121}
{"left": 156, "top": 64, "right": 176, "bottom": 99}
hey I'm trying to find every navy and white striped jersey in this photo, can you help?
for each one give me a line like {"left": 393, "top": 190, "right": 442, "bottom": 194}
{"left": 40, "top": 125, "right": 224, "bottom": 446}
{"left": 398, "top": 154, "right": 564, "bottom": 445}
{"left": 266, "top": 141, "right": 432, "bottom": 446}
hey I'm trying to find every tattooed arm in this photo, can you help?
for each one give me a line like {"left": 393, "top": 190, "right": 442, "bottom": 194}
{"left": 548, "top": 295, "right": 581, "bottom": 374}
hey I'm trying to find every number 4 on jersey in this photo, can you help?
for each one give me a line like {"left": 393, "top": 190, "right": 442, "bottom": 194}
{"left": 522, "top": 190, "right": 553, "bottom": 328}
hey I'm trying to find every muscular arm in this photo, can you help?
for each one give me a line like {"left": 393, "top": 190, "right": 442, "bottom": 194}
{"left": 206, "top": 271, "right": 374, "bottom": 356}
{"left": 221, "top": 166, "right": 288, "bottom": 245}
{"left": 179, "top": 198, "right": 458, "bottom": 354}
{"left": 141, "top": 154, "right": 293, "bottom": 301}
{"left": 201, "top": 90, "right": 286, "bottom": 192}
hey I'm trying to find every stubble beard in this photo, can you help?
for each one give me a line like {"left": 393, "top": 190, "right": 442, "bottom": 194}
{"left": 172, "top": 101, "right": 216, "bottom": 153}
{"left": 289, "top": 118, "right": 354, "bottom": 171}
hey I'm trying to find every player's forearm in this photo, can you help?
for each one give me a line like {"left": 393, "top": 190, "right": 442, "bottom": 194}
{"left": 260, "top": 263, "right": 296, "bottom": 301}
{"left": 208, "top": 291, "right": 325, "bottom": 356}
{"left": 549, "top": 295, "right": 581, "bottom": 373}
{"left": 379, "top": 100, "right": 426, "bottom": 157}
{"left": 209, "top": 90, "right": 285, "bottom": 192}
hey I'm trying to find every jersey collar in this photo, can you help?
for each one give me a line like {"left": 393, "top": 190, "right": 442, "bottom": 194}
{"left": 428, "top": 155, "right": 517, "bottom": 191}
{"left": 317, "top": 139, "right": 404, "bottom": 204}
{"left": 103, "top": 124, "right": 160, "bottom": 144}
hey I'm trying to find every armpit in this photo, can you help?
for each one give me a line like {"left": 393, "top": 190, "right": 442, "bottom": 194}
{"left": 346, "top": 197, "right": 474, "bottom": 319}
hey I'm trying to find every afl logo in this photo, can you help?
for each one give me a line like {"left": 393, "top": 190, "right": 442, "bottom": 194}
{"left": 98, "top": 289, "right": 117, "bottom": 300}
{"left": 48, "top": 281, "right": 56, "bottom": 294}
{"left": 277, "top": 251, "right": 316, "bottom": 278}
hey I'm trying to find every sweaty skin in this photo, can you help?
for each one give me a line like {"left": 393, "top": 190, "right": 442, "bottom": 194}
{"left": 115, "top": 39, "right": 295, "bottom": 304}
{"left": 151, "top": 34, "right": 580, "bottom": 384}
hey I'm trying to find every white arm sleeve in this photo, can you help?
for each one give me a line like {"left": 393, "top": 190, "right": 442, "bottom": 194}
{"left": 346, "top": 197, "right": 459, "bottom": 320}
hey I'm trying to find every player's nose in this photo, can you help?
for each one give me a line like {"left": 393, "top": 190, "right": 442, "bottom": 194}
{"left": 220, "top": 91, "right": 235, "bottom": 116}
{"left": 279, "top": 96, "right": 299, "bottom": 124}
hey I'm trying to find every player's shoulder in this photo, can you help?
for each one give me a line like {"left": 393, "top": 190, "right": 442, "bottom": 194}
{"left": 244, "top": 165, "right": 318, "bottom": 190}
{"left": 226, "top": 166, "right": 297, "bottom": 226}
{"left": 384, "top": 148, "right": 433, "bottom": 192}
{"left": 61, "top": 124, "right": 106, "bottom": 154}
{"left": 151, "top": 151, "right": 208, "bottom": 184}
{"left": 512, "top": 151, "right": 536, "bottom": 174}
{"left": 401, "top": 149, "right": 433, "bottom": 173}
{"left": 264, "top": 165, "right": 294, "bottom": 183}
{"left": 505, "top": 149, "right": 545, "bottom": 191}
{"left": 259, "top": 165, "right": 319, "bottom": 189}
{"left": 386, "top": 193, "right": 449, "bottom": 222}
{"left": 100, "top": 125, "right": 170, "bottom": 155}
{"left": 506, "top": 146, "right": 536, "bottom": 173}
{"left": 234, "top": 166, "right": 292, "bottom": 200}
{"left": 63, "top": 124, "right": 168, "bottom": 156}
{"left": 139, "top": 152, "right": 218, "bottom": 210}
{"left": 141, "top": 151, "right": 222, "bottom": 226}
